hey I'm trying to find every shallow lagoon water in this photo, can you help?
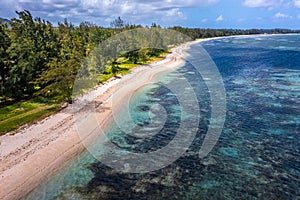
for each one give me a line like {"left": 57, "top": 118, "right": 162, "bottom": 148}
{"left": 25, "top": 35, "right": 300, "bottom": 199}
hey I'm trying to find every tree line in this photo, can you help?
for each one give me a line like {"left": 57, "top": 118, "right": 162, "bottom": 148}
{"left": 0, "top": 10, "right": 116, "bottom": 103}
{"left": 0, "top": 10, "right": 299, "bottom": 105}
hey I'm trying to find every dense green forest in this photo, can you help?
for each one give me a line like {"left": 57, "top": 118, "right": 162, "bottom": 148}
{"left": 0, "top": 10, "right": 299, "bottom": 133}
{"left": 1, "top": 10, "right": 300, "bottom": 104}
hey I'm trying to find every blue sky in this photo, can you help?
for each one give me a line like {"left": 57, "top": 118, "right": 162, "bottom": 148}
{"left": 1, "top": 0, "right": 300, "bottom": 29}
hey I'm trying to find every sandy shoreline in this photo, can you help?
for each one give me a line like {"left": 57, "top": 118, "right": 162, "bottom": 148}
{"left": 0, "top": 40, "right": 199, "bottom": 200}
{"left": 0, "top": 34, "right": 270, "bottom": 199}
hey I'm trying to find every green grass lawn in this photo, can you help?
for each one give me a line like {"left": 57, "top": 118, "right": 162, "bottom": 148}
{"left": 99, "top": 52, "right": 168, "bottom": 83}
{"left": 0, "top": 100, "right": 59, "bottom": 135}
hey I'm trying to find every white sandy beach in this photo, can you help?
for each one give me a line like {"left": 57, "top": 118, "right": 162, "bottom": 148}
{"left": 0, "top": 34, "right": 268, "bottom": 199}
{"left": 0, "top": 40, "right": 200, "bottom": 200}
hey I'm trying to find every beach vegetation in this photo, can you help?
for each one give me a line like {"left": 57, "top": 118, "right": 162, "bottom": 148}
{"left": 0, "top": 98, "right": 59, "bottom": 135}
{"left": 0, "top": 10, "right": 299, "bottom": 134}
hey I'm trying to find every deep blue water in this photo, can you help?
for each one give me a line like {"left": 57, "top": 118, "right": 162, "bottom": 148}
{"left": 24, "top": 35, "right": 300, "bottom": 200}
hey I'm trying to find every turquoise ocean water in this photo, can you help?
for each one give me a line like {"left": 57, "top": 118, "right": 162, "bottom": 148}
{"left": 24, "top": 35, "right": 300, "bottom": 199}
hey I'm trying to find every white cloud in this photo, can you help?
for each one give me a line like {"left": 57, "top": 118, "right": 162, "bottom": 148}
{"left": 216, "top": 15, "right": 223, "bottom": 21}
{"left": 274, "top": 12, "right": 292, "bottom": 18}
{"left": 294, "top": 0, "right": 300, "bottom": 8}
{"left": 163, "top": 8, "right": 187, "bottom": 21}
{"left": 0, "top": 0, "right": 220, "bottom": 25}
{"left": 243, "top": 0, "right": 282, "bottom": 8}
{"left": 166, "top": 8, "right": 182, "bottom": 17}
{"left": 201, "top": 18, "right": 207, "bottom": 22}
